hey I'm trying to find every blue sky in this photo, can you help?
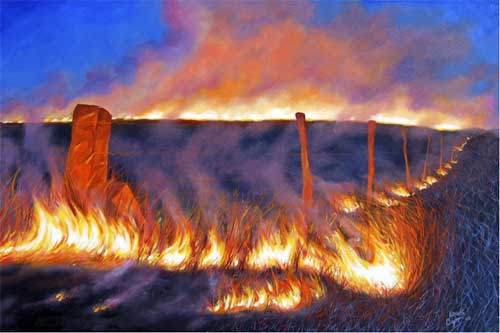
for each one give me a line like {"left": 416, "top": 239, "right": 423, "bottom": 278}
{"left": 1, "top": 1, "right": 167, "bottom": 98}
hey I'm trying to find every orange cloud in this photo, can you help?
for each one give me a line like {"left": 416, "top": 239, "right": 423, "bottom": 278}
{"left": 3, "top": 1, "right": 497, "bottom": 129}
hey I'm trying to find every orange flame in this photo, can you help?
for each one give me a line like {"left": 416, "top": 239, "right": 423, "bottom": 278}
{"left": 389, "top": 183, "right": 411, "bottom": 198}
{"left": 0, "top": 200, "right": 140, "bottom": 267}
{"left": 373, "top": 192, "right": 400, "bottom": 207}
{"left": 413, "top": 180, "right": 429, "bottom": 191}
{"left": 199, "top": 227, "right": 226, "bottom": 269}
{"left": 0, "top": 170, "right": 439, "bottom": 313}
{"left": 208, "top": 273, "right": 325, "bottom": 313}
{"left": 333, "top": 194, "right": 362, "bottom": 213}
{"left": 436, "top": 168, "right": 448, "bottom": 177}
{"left": 424, "top": 175, "right": 438, "bottom": 185}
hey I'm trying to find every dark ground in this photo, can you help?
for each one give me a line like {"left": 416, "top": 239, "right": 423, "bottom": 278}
{"left": 1, "top": 121, "right": 467, "bottom": 204}
{"left": 0, "top": 122, "right": 497, "bottom": 331}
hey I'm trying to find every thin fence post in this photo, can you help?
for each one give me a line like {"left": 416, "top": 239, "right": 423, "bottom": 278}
{"left": 367, "top": 120, "right": 376, "bottom": 207}
{"left": 439, "top": 133, "right": 444, "bottom": 170}
{"left": 422, "top": 135, "right": 432, "bottom": 180}
{"left": 401, "top": 127, "right": 412, "bottom": 190}
{"left": 295, "top": 112, "right": 313, "bottom": 208}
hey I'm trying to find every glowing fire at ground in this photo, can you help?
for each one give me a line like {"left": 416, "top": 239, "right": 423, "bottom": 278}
{"left": 333, "top": 194, "right": 361, "bottom": 213}
{"left": 0, "top": 182, "right": 424, "bottom": 312}
{"left": 373, "top": 192, "right": 400, "bottom": 207}
{"left": 55, "top": 292, "right": 66, "bottom": 302}
{"left": 328, "top": 231, "right": 404, "bottom": 292}
{"left": 0, "top": 200, "right": 140, "bottom": 266}
{"left": 436, "top": 168, "right": 448, "bottom": 177}
{"left": 0, "top": 135, "right": 471, "bottom": 314}
{"left": 424, "top": 175, "right": 438, "bottom": 185}
{"left": 413, "top": 180, "right": 429, "bottom": 191}
{"left": 92, "top": 304, "right": 110, "bottom": 313}
{"left": 389, "top": 183, "right": 411, "bottom": 197}
{"left": 208, "top": 273, "right": 325, "bottom": 313}
{"left": 199, "top": 227, "right": 226, "bottom": 269}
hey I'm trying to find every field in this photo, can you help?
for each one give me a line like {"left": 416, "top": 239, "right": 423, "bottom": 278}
{"left": 1, "top": 121, "right": 498, "bottom": 331}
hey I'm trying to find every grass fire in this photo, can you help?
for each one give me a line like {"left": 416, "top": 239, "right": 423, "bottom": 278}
{"left": 1, "top": 103, "right": 497, "bottom": 331}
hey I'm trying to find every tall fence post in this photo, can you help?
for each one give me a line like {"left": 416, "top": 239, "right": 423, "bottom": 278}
{"left": 422, "top": 135, "right": 432, "bottom": 180}
{"left": 367, "top": 120, "right": 376, "bottom": 207}
{"left": 295, "top": 112, "right": 313, "bottom": 208}
{"left": 401, "top": 127, "right": 412, "bottom": 190}
{"left": 439, "top": 133, "right": 444, "bottom": 170}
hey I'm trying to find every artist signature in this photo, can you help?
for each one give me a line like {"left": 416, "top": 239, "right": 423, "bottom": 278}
{"left": 446, "top": 309, "right": 471, "bottom": 330}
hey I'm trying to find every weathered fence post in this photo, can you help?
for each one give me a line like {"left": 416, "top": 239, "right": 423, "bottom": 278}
{"left": 401, "top": 127, "right": 412, "bottom": 190}
{"left": 64, "top": 104, "right": 111, "bottom": 207}
{"left": 367, "top": 120, "right": 376, "bottom": 206}
{"left": 422, "top": 135, "right": 432, "bottom": 180}
{"left": 295, "top": 112, "right": 313, "bottom": 208}
{"left": 439, "top": 133, "right": 444, "bottom": 170}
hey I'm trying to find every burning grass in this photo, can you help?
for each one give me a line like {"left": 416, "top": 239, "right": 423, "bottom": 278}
{"left": 2, "top": 133, "right": 493, "bottom": 331}
{"left": 208, "top": 271, "right": 326, "bottom": 313}
{"left": 208, "top": 133, "right": 498, "bottom": 331}
{"left": 1, "top": 170, "right": 439, "bottom": 314}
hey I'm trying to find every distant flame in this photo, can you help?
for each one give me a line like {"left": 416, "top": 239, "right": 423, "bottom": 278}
{"left": 372, "top": 114, "right": 417, "bottom": 127}
{"left": 435, "top": 123, "right": 461, "bottom": 131}
{"left": 44, "top": 116, "right": 72, "bottom": 123}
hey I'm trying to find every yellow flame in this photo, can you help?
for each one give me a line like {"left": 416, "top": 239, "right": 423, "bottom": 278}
{"left": 92, "top": 304, "right": 109, "bottom": 313}
{"left": 336, "top": 195, "right": 361, "bottom": 213}
{"left": 328, "top": 232, "right": 404, "bottom": 293}
{"left": 435, "top": 123, "right": 461, "bottom": 131}
{"left": 374, "top": 192, "right": 400, "bottom": 207}
{"left": 1, "top": 119, "right": 24, "bottom": 124}
{"left": 389, "top": 184, "right": 411, "bottom": 198}
{"left": 1, "top": 200, "right": 139, "bottom": 264}
{"left": 199, "top": 227, "right": 225, "bottom": 269}
{"left": 55, "top": 292, "right": 66, "bottom": 302}
{"left": 1, "top": 185, "right": 423, "bottom": 313}
{"left": 424, "top": 176, "right": 438, "bottom": 185}
{"left": 413, "top": 180, "right": 429, "bottom": 191}
{"left": 44, "top": 116, "right": 72, "bottom": 123}
{"left": 247, "top": 224, "right": 302, "bottom": 270}
{"left": 436, "top": 168, "right": 448, "bottom": 177}
{"left": 208, "top": 274, "right": 325, "bottom": 313}
{"left": 159, "top": 220, "right": 192, "bottom": 270}
{"left": 371, "top": 114, "right": 417, "bottom": 126}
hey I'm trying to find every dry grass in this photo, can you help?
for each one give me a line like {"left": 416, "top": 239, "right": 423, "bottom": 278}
{"left": 1, "top": 133, "right": 498, "bottom": 331}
